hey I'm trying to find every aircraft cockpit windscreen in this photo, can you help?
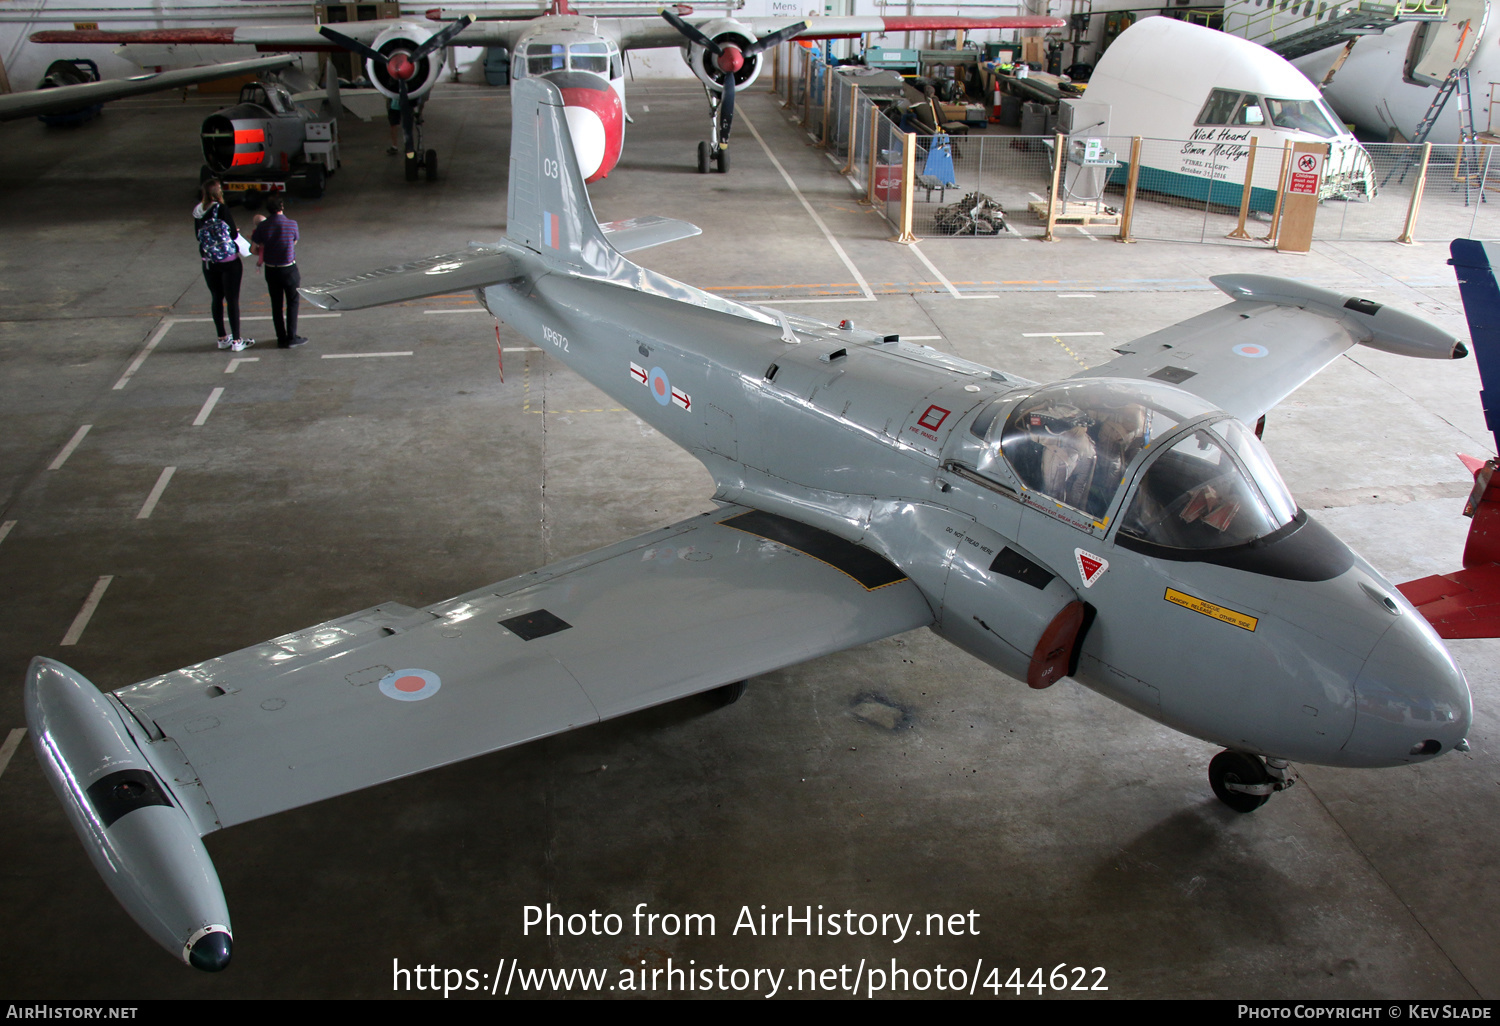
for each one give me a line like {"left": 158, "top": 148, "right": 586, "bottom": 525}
{"left": 1263, "top": 97, "right": 1341, "bottom": 138}
{"left": 1118, "top": 419, "right": 1297, "bottom": 550}
{"left": 569, "top": 42, "right": 610, "bottom": 74}
{"left": 1196, "top": 90, "right": 1342, "bottom": 138}
{"left": 990, "top": 381, "right": 1214, "bottom": 521}
{"left": 528, "top": 43, "right": 566, "bottom": 75}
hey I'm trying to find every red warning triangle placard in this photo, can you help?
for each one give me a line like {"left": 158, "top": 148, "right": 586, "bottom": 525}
{"left": 1074, "top": 548, "right": 1108, "bottom": 589}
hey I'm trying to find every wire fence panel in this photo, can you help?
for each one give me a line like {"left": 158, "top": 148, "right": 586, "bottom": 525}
{"left": 905, "top": 134, "right": 1055, "bottom": 239}
{"left": 1402, "top": 144, "right": 1500, "bottom": 243}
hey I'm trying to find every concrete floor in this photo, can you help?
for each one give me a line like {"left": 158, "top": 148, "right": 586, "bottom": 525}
{"left": 0, "top": 78, "right": 1496, "bottom": 1000}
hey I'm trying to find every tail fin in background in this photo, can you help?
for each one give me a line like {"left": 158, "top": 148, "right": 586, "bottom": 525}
{"left": 1396, "top": 239, "right": 1500, "bottom": 638}
{"left": 506, "top": 77, "right": 626, "bottom": 279}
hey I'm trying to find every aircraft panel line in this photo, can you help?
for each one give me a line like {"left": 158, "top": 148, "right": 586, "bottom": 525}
{"left": 0, "top": 729, "right": 25, "bottom": 782}
{"left": 47, "top": 424, "right": 91, "bottom": 470}
{"left": 136, "top": 467, "right": 176, "bottom": 521}
{"left": 192, "top": 388, "right": 224, "bottom": 427}
{"left": 61, "top": 576, "right": 113, "bottom": 647}
{"left": 740, "top": 111, "right": 876, "bottom": 304}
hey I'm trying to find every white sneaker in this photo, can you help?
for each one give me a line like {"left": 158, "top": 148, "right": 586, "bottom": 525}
{"left": 217, "top": 336, "right": 233, "bottom": 349}
{"left": 230, "top": 337, "right": 256, "bottom": 352}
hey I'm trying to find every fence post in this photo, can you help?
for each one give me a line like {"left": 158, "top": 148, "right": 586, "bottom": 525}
{"left": 1226, "top": 137, "right": 1258, "bottom": 240}
{"left": 802, "top": 50, "right": 812, "bottom": 126}
{"left": 1398, "top": 142, "right": 1432, "bottom": 245}
{"left": 782, "top": 47, "right": 797, "bottom": 109}
{"left": 820, "top": 60, "right": 832, "bottom": 147}
{"left": 840, "top": 85, "right": 860, "bottom": 173}
{"left": 1043, "top": 131, "right": 1065, "bottom": 242}
{"left": 1259, "top": 142, "right": 1293, "bottom": 244}
{"left": 864, "top": 108, "right": 879, "bottom": 206}
{"left": 1117, "top": 137, "right": 1142, "bottom": 243}
{"left": 772, "top": 44, "right": 779, "bottom": 97}
{"left": 894, "top": 129, "right": 917, "bottom": 243}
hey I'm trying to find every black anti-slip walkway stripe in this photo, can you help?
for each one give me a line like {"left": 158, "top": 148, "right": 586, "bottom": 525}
{"left": 718, "top": 509, "right": 908, "bottom": 591}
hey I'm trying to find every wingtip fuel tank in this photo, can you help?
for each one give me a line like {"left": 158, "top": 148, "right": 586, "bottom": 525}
{"left": 25, "top": 657, "right": 233, "bottom": 970}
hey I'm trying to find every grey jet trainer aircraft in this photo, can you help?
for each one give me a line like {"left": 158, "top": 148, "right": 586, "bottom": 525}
{"left": 26, "top": 77, "right": 1477, "bottom": 972}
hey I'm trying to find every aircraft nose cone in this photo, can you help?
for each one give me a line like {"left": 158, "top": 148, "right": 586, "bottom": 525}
{"left": 388, "top": 53, "right": 415, "bottom": 81}
{"left": 1346, "top": 614, "right": 1472, "bottom": 765}
{"left": 187, "top": 930, "right": 233, "bottom": 972}
{"left": 717, "top": 46, "right": 744, "bottom": 75}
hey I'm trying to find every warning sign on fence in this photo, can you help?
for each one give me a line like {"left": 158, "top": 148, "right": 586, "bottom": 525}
{"left": 1287, "top": 151, "right": 1323, "bottom": 195}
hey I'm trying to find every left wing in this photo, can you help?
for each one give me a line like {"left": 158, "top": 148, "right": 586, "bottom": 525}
{"left": 1073, "top": 274, "right": 1466, "bottom": 424}
{"left": 0, "top": 55, "right": 296, "bottom": 121}
{"left": 27, "top": 505, "right": 931, "bottom": 964}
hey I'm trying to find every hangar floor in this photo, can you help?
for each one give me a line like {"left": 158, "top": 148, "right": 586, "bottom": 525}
{"left": 0, "top": 78, "right": 1495, "bottom": 1000}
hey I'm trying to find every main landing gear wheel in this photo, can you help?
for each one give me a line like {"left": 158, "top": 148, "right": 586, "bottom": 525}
{"left": 405, "top": 153, "right": 420, "bottom": 182}
{"left": 424, "top": 149, "right": 438, "bottom": 182}
{"left": 1208, "top": 750, "right": 1281, "bottom": 813}
{"left": 697, "top": 140, "right": 711, "bottom": 174}
{"left": 707, "top": 680, "right": 747, "bottom": 707}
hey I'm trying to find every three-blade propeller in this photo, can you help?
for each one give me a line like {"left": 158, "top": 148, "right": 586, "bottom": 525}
{"left": 661, "top": 12, "right": 807, "bottom": 149}
{"left": 319, "top": 14, "right": 474, "bottom": 158}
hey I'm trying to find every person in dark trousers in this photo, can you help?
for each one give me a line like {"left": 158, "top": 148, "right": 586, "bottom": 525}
{"left": 250, "top": 197, "right": 306, "bottom": 348}
{"left": 193, "top": 180, "right": 253, "bottom": 352}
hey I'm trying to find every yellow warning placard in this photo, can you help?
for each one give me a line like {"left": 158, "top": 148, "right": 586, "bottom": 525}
{"left": 1164, "top": 588, "right": 1259, "bottom": 632}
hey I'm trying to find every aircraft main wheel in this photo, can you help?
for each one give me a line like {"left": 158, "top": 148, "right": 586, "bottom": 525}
{"left": 697, "top": 140, "right": 711, "bottom": 174}
{"left": 707, "top": 680, "right": 747, "bottom": 707}
{"left": 1209, "top": 750, "right": 1272, "bottom": 813}
{"left": 405, "top": 154, "right": 420, "bottom": 182}
{"left": 424, "top": 149, "right": 438, "bottom": 181}
{"left": 715, "top": 147, "right": 729, "bottom": 173}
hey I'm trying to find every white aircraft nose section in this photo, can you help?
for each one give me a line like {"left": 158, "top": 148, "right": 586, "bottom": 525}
{"left": 1347, "top": 615, "right": 1473, "bottom": 764}
{"left": 563, "top": 105, "right": 605, "bottom": 182}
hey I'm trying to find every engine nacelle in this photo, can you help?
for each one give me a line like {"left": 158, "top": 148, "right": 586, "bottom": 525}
{"left": 682, "top": 18, "right": 765, "bottom": 94}
{"left": 365, "top": 23, "right": 444, "bottom": 102}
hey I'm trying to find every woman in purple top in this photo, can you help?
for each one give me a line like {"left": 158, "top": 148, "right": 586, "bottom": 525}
{"left": 192, "top": 180, "right": 253, "bottom": 352}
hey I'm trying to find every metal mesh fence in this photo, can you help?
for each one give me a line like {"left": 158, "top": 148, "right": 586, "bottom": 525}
{"left": 775, "top": 54, "right": 1500, "bottom": 246}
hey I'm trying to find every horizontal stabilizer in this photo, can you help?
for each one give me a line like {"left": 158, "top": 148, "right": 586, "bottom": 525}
{"left": 299, "top": 245, "right": 521, "bottom": 311}
{"left": 599, "top": 215, "right": 701, "bottom": 254}
{"left": 1397, "top": 566, "right": 1500, "bottom": 638}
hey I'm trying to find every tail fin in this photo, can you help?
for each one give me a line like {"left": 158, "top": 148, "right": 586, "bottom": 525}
{"left": 1396, "top": 239, "right": 1500, "bottom": 637}
{"left": 323, "top": 59, "right": 341, "bottom": 120}
{"left": 506, "top": 77, "right": 625, "bottom": 279}
{"left": 1452, "top": 239, "right": 1500, "bottom": 454}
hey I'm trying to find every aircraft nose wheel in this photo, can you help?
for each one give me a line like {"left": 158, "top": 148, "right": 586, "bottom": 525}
{"left": 697, "top": 140, "right": 711, "bottom": 174}
{"left": 1208, "top": 750, "right": 1296, "bottom": 813}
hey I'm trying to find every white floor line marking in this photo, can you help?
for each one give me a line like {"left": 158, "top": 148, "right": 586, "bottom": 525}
{"left": 0, "top": 521, "right": 14, "bottom": 547}
{"left": 742, "top": 112, "right": 876, "bottom": 303}
{"left": 321, "top": 352, "right": 414, "bottom": 359}
{"left": 192, "top": 387, "right": 225, "bottom": 427}
{"left": 225, "top": 357, "right": 260, "bottom": 373}
{"left": 62, "top": 576, "right": 113, "bottom": 647}
{"left": 503, "top": 347, "right": 543, "bottom": 352}
{"left": 1074, "top": 226, "right": 1098, "bottom": 242}
{"left": 48, "top": 424, "right": 92, "bottom": 470}
{"left": 0, "top": 729, "right": 25, "bottom": 781}
{"left": 136, "top": 467, "right": 176, "bottom": 520}
{"left": 755, "top": 296, "right": 877, "bottom": 305}
{"left": 114, "top": 319, "right": 174, "bottom": 390}
{"left": 1027, "top": 192, "right": 1044, "bottom": 202}
{"left": 1058, "top": 294, "right": 1096, "bottom": 298}
{"left": 909, "top": 243, "right": 999, "bottom": 301}
{"left": 1022, "top": 331, "right": 1103, "bottom": 337}
{"left": 423, "top": 308, "right": 487, "bottom": 315}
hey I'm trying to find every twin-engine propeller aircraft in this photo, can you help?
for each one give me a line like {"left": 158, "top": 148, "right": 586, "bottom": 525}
{"left": 30, "top": 1, "right": 1064, "bottom": 180}
{"left": 26, "top": 77, "right": 1477, "bottom": 972}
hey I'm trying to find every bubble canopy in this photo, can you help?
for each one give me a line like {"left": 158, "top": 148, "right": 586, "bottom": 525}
{"left": 977, "top": 379, "right": 1298, "bottom": 548}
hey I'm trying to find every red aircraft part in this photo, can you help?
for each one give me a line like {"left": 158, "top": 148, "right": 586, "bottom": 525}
{"left": 1027, "top": 601, "right": 1086, "bottom": 689}
{"left": 559, "top": 84, "right": 622, "bottom": 183}
{"left": 1398, "top": 455, "right": 1500, "bottom": 638}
